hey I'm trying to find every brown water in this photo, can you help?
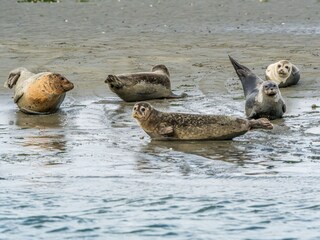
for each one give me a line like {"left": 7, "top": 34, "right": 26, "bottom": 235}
{"left": 1, "top": 0, "right": 320, "bottom": 239}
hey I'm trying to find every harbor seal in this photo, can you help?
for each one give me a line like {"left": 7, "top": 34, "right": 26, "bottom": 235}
{"left": 132, "top": 102, "right": 273, "bottom": 141}
{"left": 229, "top": 56, "right": 286, "bottom": 120}
{"left": 4, "top": 67, "right": 74, "bottom": 114}
{"left": 105, "top": 64, "right": 187, "bottom": 102}
{"left": 265, "top": 60, "right": 300, "bottom": 87}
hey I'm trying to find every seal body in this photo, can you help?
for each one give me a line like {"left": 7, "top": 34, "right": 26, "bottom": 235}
{"left": 132, "top": 102, "right": 273, "bottom": 141}
{"left": 229, "top": 56, "right": 286, "bottom": 120}
{"left": 265, "top": 60, "right": 300, "bottom": 87}
{"left": 105, "top": 65, "right": 187, "bottom": 102}
{"left": 4, "top": 67, "right": 74, "bottom": 114}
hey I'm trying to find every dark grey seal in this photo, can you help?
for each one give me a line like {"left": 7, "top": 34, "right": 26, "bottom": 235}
{"left": 229, "top": 56, "right": 286, "bottom": 120}
{"left": 132, "top": 102, "right": 273, "bottom": 141}
{"left": 105, "top": 64, "right": 187, "bottom": 102}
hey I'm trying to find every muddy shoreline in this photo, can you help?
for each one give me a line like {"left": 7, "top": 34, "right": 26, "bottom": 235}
{"left": 1, "top": 0, "right": 320, "bottom": 239}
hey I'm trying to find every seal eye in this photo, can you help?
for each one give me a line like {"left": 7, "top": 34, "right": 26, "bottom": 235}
{"left": 285, "top": 66, "right": 290, "bottom": 70}
{"left": 133, "top": 106, "right": 137, "bottom": 111}
{"left": 141, "top": 107, "right": 146, "bottom": 112}
{"left": 277, "top": 64, "right": 281, "bottom": 68}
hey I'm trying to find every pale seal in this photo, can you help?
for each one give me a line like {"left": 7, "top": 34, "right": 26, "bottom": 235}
{"left": 132, "top": 102, "right": 273, "bottom": 141}
{"left": 4, "top": 67, "right": 74, "bottom": 114}
{"left": 229, "top": 56, "right": 286, "bottom": 120}
{"left": 104, "top": 64, "right": 187, "bottom": 102}
{"left": 265, "top": 60, "right": 300, "bottom": 87}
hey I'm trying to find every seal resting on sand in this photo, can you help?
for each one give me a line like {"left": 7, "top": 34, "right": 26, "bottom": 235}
{"left": 132, "top": 102, "right": 273, "bottom": 141}
{"left": 105, "top": 64, "right": 187, "bottom": 102}
{"left": 265, "top": 60, "right": 300, "bottom": 87}
{"left": 4, "top": 67, "right": 74, "bottom": 114}
{"left": 229, "top": 56, "right": 286, "bottom": 120}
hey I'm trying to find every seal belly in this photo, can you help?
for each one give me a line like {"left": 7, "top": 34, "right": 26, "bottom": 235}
{"left": 116, "top": 82, "right": 171, "bottom": 102}
{"left": 17, "top": 77, "right": 66, "bottom": 113}
{"left": 173, "top": 119, "right": 249, "bottom": 140}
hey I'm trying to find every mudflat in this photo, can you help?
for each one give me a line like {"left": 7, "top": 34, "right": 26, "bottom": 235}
{"left": 0, "top": 1, "right": 320, "bottom": 239}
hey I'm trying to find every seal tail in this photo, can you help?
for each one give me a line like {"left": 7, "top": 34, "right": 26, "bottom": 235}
{"left": 248, "top": 118, "right": 273, "bottom": 130}
{"left": 228, "top": 55, "right": 263, "bottom": 97}
{"left": 105, "top": 75, "right": 124, "bottom": 89}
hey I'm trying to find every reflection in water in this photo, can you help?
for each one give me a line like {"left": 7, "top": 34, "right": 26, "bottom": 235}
{"left": 135, "top": 138, "right": 288, "bottom": 176}
{"left": 22, "top": 134, "right": 66, "bottom": 152}
{"left": 145, "top": 140, "right": 246, "bottom": 163}
{"left": 14, "top": 110, "right": 67, "bottom": 129}
{"left": 134, "top": 140, "right": 245, "bottom": 176}
{"left": 13, "top": 110, "right": 68, "bottom": 155}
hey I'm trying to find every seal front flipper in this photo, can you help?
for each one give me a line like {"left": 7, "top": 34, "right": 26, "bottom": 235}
{"left": 105, "top": 75, "right": 124, "bottom": 89}
{"left": 228, "top": 55, "right": 263, "bottom": 97}
{"left": 13, "top": 91, "right": 24, "bottom": 103}
{"left": 158, "top": 125, "right": 174, "bottom": 136}
{"left": 282, "top": 103, "right": 287, "bottom": 113}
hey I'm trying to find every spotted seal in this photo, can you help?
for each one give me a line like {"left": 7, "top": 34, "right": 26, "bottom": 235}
{"left": 132, "top": 102, "right": 273, "bottom": 141}
{"left": 265, "top": 60, "right": 300, "bottom": 87}
{"left": 4, "top": 67, "right": 74, "bottom": 114}
{"left": 105, "top": 64, "right": 187, "bottom": 102}
{"left": 229, "top": 56, "right": 286, "bottom": 120}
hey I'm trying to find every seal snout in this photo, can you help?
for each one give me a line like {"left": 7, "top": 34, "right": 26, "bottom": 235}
{"left": 60, "top": 78, "right": 74, "bottom": 91}
{"left": 278, "top": 68, "right": 288, "bottom": 77}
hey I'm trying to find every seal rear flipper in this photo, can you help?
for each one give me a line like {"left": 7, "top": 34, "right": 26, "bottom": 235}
{"left": 248, "top": 118, "right": 273, "bottom": 130}
{"left": 228, "top": 55, "right": 263, "bottom": 97}
{"left": 5, "top": 72, "right": 21, "bottom": 89}
{"left": 167, "top": 92, "right": 188, "bottom": 99}
{"left": 105, "top": 75, "right": 124, "bottom": 89}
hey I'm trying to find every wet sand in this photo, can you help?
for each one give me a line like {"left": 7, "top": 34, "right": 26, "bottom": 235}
{"left": 1, "top": 0, "right": 320, "bottom": 239}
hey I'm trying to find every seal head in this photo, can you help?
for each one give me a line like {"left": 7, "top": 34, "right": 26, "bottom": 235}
{"left": 132, "top": 102, "right": 153, "bottom": 122}
{"left": 262, "top": 81, "right": 278, "bottom": 97}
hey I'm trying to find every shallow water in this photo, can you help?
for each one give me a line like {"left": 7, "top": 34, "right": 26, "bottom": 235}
{"left": 1, "top": 0, "right": 320, "bottom": 239}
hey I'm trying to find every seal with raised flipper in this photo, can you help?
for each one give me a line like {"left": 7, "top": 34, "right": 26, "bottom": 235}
{"left": 229, "top": 56, "right": 286, "bottom": 120}
{"left": 265, "top": 60, "right": 300, "bottom": 87}
{"left": 132, "top": 102, "right": 273, "bottom": 141}
{"left": 4, "top": 67, "right": 74, "bottom": 114}
{"left": 105, "top": 64, "right": 187, "bottom": 102}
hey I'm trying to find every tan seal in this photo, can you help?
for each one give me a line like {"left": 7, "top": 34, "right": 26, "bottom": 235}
{"left": 229, "top": 56, "right": 286, "bottom": 120}
{"left": 265, "top": 60, "right": 300, "bottom": 87}
{"left": 105, "top": 64, "right": 187, "bottom": 102}
{"left": 4, "top": 67, "right": 74, "bottom": 114}
{"left": 132, "top": 102, "right": 273, "bottom": 141}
